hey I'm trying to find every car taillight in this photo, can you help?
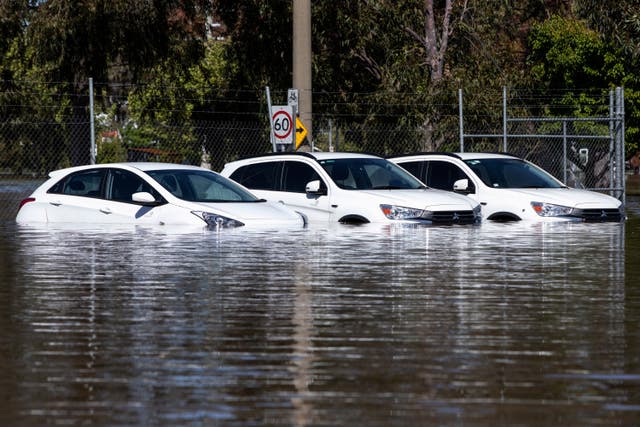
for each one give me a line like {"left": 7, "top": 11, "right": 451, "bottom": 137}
{"left": 19, "top": 197, "right": 35, "bottom": 209}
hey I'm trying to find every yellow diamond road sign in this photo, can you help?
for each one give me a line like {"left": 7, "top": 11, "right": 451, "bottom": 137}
{"left": 295, "top": 117, "right": 308, "bottom": 149}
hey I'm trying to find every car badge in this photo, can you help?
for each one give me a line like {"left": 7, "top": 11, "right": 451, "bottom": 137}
{"left": 601, "top": 210, "right": 607, "bottom": 218}
{"left": 453, "top": 213, "right": 460, "bottom": 221}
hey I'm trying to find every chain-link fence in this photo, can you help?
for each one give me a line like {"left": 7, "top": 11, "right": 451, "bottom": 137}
{"left": 0, "top": 82, "right": 628, "bottom": 220}
{"left": 458, "top": 87, "right": 626, "bottom": 202}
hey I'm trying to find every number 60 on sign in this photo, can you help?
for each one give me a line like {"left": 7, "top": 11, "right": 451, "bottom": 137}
{"left": 271, "top": 106, "right": 294, "bottom": 145}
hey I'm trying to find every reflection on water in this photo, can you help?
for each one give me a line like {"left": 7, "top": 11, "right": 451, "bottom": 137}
{"left": 0, "top": 216, "right": 638, "bottom": 426}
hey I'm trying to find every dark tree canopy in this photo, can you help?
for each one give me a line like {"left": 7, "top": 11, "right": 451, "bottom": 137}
{"left": 0, "top": 0, "right": 638, "bottom": 156}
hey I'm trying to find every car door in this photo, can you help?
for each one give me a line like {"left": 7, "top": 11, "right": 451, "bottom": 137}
{"left": 424, "top": 160, "right": 475, "bottom": 192}
{"left": 45, "top": 168, "right": 109, "bottom": 223}
{"left": 421, "top": 159, "right": 482, "bottom": 198}
{"left": 395, "top": 160, "right": 425, "bottom": 184}
{"left": 279, "top": 160, "right": 332, "bottom": 221}
{"left": 227, "top": 160, "right": 284, "bottom": 202}
{"left": 228, "top": 160, "right": 332, "bottom": 222}
{"left": 103, "top": 168, "right": 165, "bottom": 224}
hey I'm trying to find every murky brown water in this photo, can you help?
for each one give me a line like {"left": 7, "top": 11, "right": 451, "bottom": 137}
{"left": 1, "top": 188, "right": 640, "bottom": 426}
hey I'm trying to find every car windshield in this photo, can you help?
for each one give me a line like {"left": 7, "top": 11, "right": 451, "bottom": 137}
{"left": 463, "top": 158, "right": 565, "bottom": 189}
{"left": 147, "top": 169, "right": 262, "bottom": 202}
{"left": 318, "top": 157, "right": 426, "bottom": 190}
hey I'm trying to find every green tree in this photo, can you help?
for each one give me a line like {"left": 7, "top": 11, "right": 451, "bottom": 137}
{"left": 528, "top": 16, "right": 605, "bottom": 90}
{"left": 574, "top": 0, "right": 640, "bottom": 59}
{"left": 1, "top": 0, "right": 212, "bottom": 168}
{"left": 574, "top": 0, "right": 640, "bottom": 156}
{"left": 213, "top": 0, "right": 292, "bottom": 91}
{"left": 125, "top": 40, "right": 242, "bottom": 167}
{"left": 528, "top": 15, "right": 639, "bottom": 155}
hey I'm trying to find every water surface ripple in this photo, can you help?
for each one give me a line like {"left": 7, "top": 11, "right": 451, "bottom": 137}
{"left": 1, "top": 214, "right": 639, "bottom": 426}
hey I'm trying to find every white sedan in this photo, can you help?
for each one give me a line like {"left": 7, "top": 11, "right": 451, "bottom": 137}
{"left": 389, "top": 152, "right": 624, "bottom": 222}
{"left": 16, "top": 163, "right": 305, "bottom": 229}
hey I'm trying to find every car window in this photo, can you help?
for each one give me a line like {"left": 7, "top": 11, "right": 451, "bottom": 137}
{"left": 464, "top": 158, "right": 563, "bottom": 189}
{"left": 48, "top": 169, "right": 105, "bottom": 198}
{"left": 147, "top": 169, "right": 259, "bottom": 202}
{"left": 282, "top": 161, "right": 325, "bottom": 193}
{"left": 322, "top": 161, "right": 357, "bottom": 188}
{"left": 229, "top": 162, "right": 281, "bottom": 191}
{"left": 396, "top": 161, "right": 425, "bottom": 182}
{"left": 107, "top": 169, "right": 157, "bottom": 203}
{"left": 319, "top": 158, "right": 424, "bottom": 190}
{"left": 426, "top": 161, "right": 473, "bottom": 191}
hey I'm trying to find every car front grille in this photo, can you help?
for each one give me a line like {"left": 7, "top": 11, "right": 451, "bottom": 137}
{"left": 429, "top": 210, "right": 478, "bottom": 224}
{"left": 574, "top": 208, "right": 623, "bottom": 222}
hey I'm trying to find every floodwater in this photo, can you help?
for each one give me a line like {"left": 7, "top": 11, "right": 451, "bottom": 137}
{"left": 1, "top": 191, "right": 640, "bottom": 426}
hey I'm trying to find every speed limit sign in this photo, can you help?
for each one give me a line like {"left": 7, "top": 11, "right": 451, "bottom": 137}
{"left": 271, "top": 106, "right": 294, "bottom": 145}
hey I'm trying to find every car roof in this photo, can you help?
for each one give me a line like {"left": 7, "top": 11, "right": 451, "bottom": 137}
{"left": 227, "top": 151, "right": 382, "bottom": 164}
{"left": 310, "top": 152, "right": 381, "bottom": 160}
{"left": 388, "top": 152, "right": 519, "bottom": 161}
{"left": 48, "top": 162, "right": 212, "bottom": 178}
{"left": 454, "top": 152, "right": 518, "bottom": 160}
{"left": 124, "top": 162, "right": 210, "bottom": 172}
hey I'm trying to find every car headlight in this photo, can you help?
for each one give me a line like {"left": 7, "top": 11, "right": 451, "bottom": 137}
{"left": 530, "top": 202, "right": 573, "bottom": 217}
{"left": 191, "top": 211, "right": 245, "bottom": 228}
{"left": 380, "top": 204, "right": 424, "bottom": 220}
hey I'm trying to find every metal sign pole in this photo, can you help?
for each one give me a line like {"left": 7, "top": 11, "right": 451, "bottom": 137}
{"left": 266, "top": 86, "right": 276, "bottom": 152}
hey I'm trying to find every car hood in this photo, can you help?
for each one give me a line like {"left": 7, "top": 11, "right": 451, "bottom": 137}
{"left": 189, "top": 200, "right": 303, "bottom": 223}
{"left": 355, "top": 188, "right": 479, "bottom": 210}
{"left": 500, "top": 188, "right": 621, "bottom": 208}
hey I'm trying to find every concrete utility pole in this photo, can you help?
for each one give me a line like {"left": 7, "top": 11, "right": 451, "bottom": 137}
{"left": 293, "top": 0, "right": 312, "bottom": 146}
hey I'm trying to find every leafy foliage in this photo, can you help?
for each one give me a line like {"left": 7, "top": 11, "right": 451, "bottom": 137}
{"left": 0, "top": 0, "right": 639, "bottom": 165}
{"left": 526, "top": 14, "right": 639, "bottom": 152}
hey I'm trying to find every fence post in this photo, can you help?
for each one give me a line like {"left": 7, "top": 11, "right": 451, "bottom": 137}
{"left": 502, "top": 86, "right": 507, "bottom": 152}
{"left": 89, "top": 77, "right": 96, "bottom": 164}
{"left": 616, "top": 87, "right": 626, "bottom": 206}
{"left": 458, "top": 88, "right": 464, "bottom": 152}
{"left": 328, "top": 119, "right": 333, "bottom": 152}
{"left": 621, "top": 87, "right": 626, "bottom": 206}
{"left": 609, "top": 89, "right": 615, "bottom": 195}
{"left": 562, "top": 120, "right": 567, "bottom": 183}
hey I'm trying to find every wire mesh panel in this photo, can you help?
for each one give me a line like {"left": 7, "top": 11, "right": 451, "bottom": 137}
{"left": 506, "top": 118, "right": 617, "bottom": 191}
{"left": 312, "top": 118, "right": 430, "bottom": 155}
{"left": 0, "top": 82, "right": 627, "bottom": 220}
{"left": 460, "top": 88, "right": 625, "bottom": 201}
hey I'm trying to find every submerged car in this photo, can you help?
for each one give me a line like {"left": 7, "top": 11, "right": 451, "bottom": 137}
{"left": 16, "top": 163, "right": 305, "bottom": 228}
{"left": 388, "top": 152, "right": 624, "bottom": 222}
{"left": 219, "top": 152, "right": 481, "bottom": 224}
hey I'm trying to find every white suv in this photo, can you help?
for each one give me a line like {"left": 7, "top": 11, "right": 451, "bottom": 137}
{"left": 389, "top": 152, "right": 624, "bottom": 222}
{"left": 220, "top": 152, "right": 481, "bottom": 224}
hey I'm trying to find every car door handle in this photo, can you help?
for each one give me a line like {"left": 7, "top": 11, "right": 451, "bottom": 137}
{"left": 49, "top": 200, "right": 62, "bottom": 206}
{"left": 99, "top": 207, "right": 112, "bottom": 215}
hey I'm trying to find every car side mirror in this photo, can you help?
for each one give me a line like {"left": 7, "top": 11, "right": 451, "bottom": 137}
{"left": 132, "top": 191, "right": 161, "bottom": 206}
{"left": 453, "top": 178, "right": 472, "bottom": 194}
{"left": 305, "top": 180, "right": 326, "bottom": 196}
